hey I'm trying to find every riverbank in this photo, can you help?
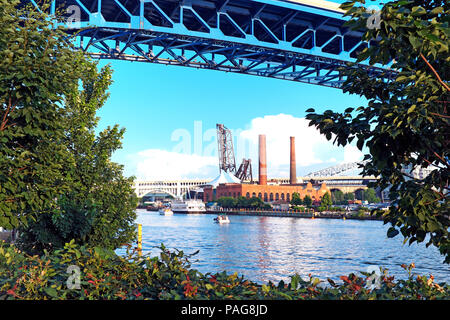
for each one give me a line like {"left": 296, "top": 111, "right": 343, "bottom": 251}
{"left": 204, "top": 209, "right": 382, "bottom": 221}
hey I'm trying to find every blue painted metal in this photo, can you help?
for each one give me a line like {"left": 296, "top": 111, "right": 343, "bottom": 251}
{"left": 24, "top": 0, "right": 395, "bottom": 88}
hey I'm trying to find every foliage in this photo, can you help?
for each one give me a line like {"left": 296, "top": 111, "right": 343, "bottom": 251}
{"left": 303, "top": 195, "right": 313, "bottom": 206}
{"left": 17, "top": 56, "right": 137, "bottom": 254}
{"left": 0, "top": 241, "right": 448, "bottom": 300}
{"left": 217, "top": 197, "right": 270, "bottom": 209}
{"left": 331, "top": 190, "right": 344, "bottom": 204}
{"left": 290, "top": 192, "right": 303, "bottom": 206}
{"left": 0, "top": 1, "right": 137, "bottom": 252}
{"left": 321, "top": 192, "right": 333, "bottom": 209}
{"left": 0, "top": 0, "right": 86, "bottom": 229}
{"left": 306, "top": 0, "right": 449, "bottom": 262}
{"left": 344, "top": 192, "right": 355, "bottom": 201}
{"left": 363, "top": 188, "right": 381, "bottom": 204}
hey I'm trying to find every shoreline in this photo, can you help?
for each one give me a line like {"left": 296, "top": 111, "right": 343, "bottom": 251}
{"left": 150, "top": 208, "right": 382, "bottom": 221}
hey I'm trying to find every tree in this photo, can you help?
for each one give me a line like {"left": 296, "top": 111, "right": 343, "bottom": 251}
{"left": 331, "top": 190, "right": 345, "bottom": 204}
{"left": 364, "top": 188, "right": 381, "bottom": 204}
{"left": 321, "top": 192, "right": 333, "bottom": 209}
{"left": 18, "top": 62, "right": 137, "bottom": 254}
{"left": 217, "top": 197, "right": 237, "bottom": 209}
{"left": 306, "top": 1, "right": 449, "bottom": 262}
{"left": 344, "top": 193, "right": 355, "bottom": 202}
{"left": 0, "top": 0, "right": 84, "bottom": 230}
{"left": 303, "top": 195, "right": 313, "bottom": 207}
{"left": 290, "top": 192, "right": 303, "bottom": 206}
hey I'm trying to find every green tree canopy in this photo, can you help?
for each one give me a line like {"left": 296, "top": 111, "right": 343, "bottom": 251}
{"left": 217, "top": 197, "right": 237, "bottom": 209}
{"left": 321, "top": 192, "right": 333, "bottom": 209}
{"left": 303, "top": 195, "right": 313, "bottom": 207}
{"left": 0, "top": 0, "right": 84, "bottom": 229}
{"left": 344, "top": 193, "right": 355, "bottom": 201}
{"left": 364, "top": 188, "right": 381, "bottom": 204}
{"left": 331, "top": 190, "right": 345, "bottom": 204}
{"left": 306, "top": 0, "right": 449, "bottom": 262}
{"left": 18, "top": 63, "right": 137, "bottom": 254}
{"left": 0, "top": 1, "right": 137, "bottom": 253}
{"left": 290, "top": 192, "right": 303, "bottom": 206}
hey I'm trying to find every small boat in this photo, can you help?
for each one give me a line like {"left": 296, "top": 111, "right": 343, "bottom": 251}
{"left": 159, "top": 207, "right": 173, "bottom": 216}
{"left": 214, "top": 215, "right": 230, "bottom": 224}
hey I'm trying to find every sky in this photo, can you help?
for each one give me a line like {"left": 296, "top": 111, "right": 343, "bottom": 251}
{"left": 94, "top": 0, "right": 385, "bottom": 181}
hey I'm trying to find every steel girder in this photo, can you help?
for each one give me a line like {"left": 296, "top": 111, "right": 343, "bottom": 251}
{"left": 25, "top": 0, "right": 395, "bottom": 88}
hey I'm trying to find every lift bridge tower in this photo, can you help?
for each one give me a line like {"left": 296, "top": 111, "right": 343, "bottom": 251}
{"left": 216, "top": 124, "right": 252, "bottom": 182}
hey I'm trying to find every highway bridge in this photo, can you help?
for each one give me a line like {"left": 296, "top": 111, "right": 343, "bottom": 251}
{"left": 26, "top": 0, "right": 395, "bottom": 88}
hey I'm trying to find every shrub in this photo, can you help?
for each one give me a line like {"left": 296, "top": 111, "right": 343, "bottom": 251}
{"left": 0, "top": 241, "right": 448, "bottom": 300}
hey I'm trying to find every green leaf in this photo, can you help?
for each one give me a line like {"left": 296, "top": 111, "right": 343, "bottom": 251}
{"left": 44, "top": 287, "right": 58, "bottom": 298}
{"left": 407, "top": 105, "right": 416, "bottom": 114}
{"left": 387, "top": 227, "right": 399, "bottom": 238}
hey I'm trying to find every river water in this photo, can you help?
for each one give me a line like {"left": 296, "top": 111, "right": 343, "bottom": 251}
{"left": 130, "top": 209, "right": 449, "bottom": 284}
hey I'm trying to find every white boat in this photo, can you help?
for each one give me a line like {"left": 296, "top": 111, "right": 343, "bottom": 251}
{"left": 214, "top": 215, "right": 230, "bottom": 224}
{"left": 159, "top": 207, "right": 173, "bottom": 216}
{"left": 171, "top": 199, "right": 206, "bottom": 214}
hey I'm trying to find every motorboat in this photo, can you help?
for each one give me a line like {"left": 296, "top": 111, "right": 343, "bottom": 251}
{"left": 171, "top": 199, "right": 206, "bottom": 214}
{"left": 214, "top": 215, "right": 230, "bottom": 224}
{"left": 159, "top": 207, "right": 173, "bottom": 216}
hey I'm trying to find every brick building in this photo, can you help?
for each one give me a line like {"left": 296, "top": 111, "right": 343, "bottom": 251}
{"left": 204, "top": 135, "right": 330, "bottom": 204}
{"left": 203, "top": 181, "right": 330, "bottom": 203}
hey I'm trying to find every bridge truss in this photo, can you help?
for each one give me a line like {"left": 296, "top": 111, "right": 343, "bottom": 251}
{"left": 305, "top": 160, "right": 369, "bottom": 178}
{"left": 26, "top": 0, "right": 395, "bottom": 88}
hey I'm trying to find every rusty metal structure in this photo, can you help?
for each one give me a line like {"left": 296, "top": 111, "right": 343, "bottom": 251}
{"left": 216, "top": 124, "right": 253, "bottom": 182}
{"left": 236, "top": 159, "right": 253, "bottom": 182}
{"left": 216, "top": 124, "right": 236, "bottom": 174}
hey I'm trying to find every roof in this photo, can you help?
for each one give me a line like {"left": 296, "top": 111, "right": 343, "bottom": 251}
{"left": 207, "top": 171, "right": 241, "bottom": 188}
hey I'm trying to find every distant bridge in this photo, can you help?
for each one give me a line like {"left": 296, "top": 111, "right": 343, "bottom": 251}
{"left": 305, "top": 161, "right": 368, "bottom": 177}
{"left": 135, "top": 179, "right": 211, "bottom": 199}
{"left": 27, "top": 0, "right": 395, "bottom": 88}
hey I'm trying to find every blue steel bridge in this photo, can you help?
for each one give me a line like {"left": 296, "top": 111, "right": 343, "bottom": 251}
{"left": 26, "top": 0, "right": 394, "bottom": 88}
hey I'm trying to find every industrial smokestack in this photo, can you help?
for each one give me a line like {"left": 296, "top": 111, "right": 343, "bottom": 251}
{"left": 290, "top": 136, "right": 297, "bottom": 185}
{"left": 259, "top": 134, "right": 267, "bottom": 185}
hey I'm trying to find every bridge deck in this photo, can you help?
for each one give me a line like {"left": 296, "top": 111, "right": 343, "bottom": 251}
{"left": 26, "top": 0, "right": 394, "bottom": 88}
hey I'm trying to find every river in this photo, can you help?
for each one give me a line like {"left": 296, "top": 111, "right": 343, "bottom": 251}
{"left": 128, "top": 209, "right": 449, "bottom": 284}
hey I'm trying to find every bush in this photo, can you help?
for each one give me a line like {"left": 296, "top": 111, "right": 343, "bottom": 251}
{"left": 1, "top": 241, "right": 448, "bottom": 300}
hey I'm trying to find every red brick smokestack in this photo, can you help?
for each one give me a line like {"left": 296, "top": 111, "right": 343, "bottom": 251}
{"left": 259, "top": 134, "right": 267, "bottom": 185}
{"left": 290, "top": 136, "right": 297, "bottom": 185}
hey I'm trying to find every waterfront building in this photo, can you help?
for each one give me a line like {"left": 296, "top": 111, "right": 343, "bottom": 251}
{"left": 203, "top": 181, "right": 330, "bottom": 203}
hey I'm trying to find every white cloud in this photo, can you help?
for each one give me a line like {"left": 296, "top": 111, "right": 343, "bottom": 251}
{"left": 129, "top": 114, "right": 364, "bottom": 180}
{"left": 343, "top": 144, "right": 364, "bottom": 163}
{"left": 236, "top": 114, "right": 364, "bottom": 177}
{"left": 134, "top": 149, "right": 217, "bottom": 180}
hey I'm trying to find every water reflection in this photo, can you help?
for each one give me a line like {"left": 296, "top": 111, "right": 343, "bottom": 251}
{"left": 130, "top": 209, "right": 449, "bottom": 284}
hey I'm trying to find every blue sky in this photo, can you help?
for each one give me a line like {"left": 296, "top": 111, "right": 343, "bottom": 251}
{"left": 94, "top": 0, "right": 385, "bottom": 180}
